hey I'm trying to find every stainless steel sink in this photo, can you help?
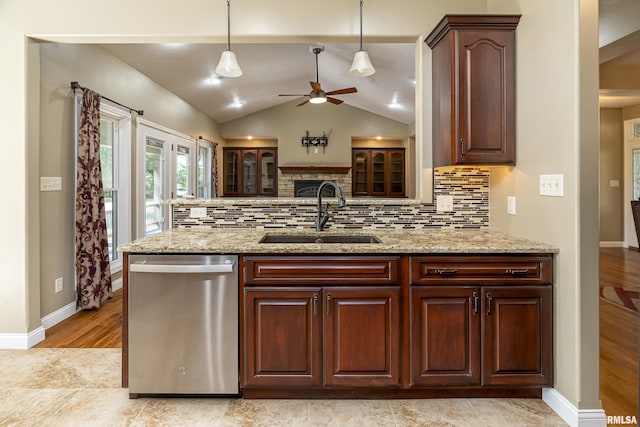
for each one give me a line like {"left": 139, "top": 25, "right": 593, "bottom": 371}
{"left": 259, "top": 234, "right": 380, "bottom": 244}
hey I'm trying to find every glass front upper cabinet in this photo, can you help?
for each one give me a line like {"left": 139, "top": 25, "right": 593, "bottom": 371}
{"left": 352, "top": 148, "right": 405, "bottom": 198}
{"left": 223, "top": 148, "right": 277, "bottom": 196}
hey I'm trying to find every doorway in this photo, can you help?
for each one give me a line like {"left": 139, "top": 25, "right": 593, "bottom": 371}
{"left": 623, "top": 119, "right": 640, "bottom": 248}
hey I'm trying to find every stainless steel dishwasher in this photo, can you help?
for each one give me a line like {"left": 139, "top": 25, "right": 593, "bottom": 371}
{"left": 128, "top": 254, "right": 239, "bottom": 397}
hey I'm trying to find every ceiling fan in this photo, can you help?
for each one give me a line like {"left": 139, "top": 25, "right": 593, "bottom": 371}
{"left": 279, "top": 46, "right": 357, "bottom": 106}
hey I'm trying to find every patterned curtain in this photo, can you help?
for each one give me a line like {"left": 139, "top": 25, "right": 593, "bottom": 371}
{"left": 75, "top": 89, "right": 112, "bottom": 310}
{"left": 211, "top": 141, "right": 219, "bottom": 197}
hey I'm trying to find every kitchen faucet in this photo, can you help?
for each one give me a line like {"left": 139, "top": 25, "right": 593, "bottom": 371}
{"left": 316, "top": 180, "right": 346, "bottom": 231}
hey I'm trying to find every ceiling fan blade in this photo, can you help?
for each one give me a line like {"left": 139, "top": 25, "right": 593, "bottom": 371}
{"left": 297, "top": 99, "right": 310, "bottom": 107}
{"left": 326, "top": 87, "right": 358, "bottom": 96}
{"left": 326, "top": 97, "right": 344, "bottom": 105}
{"left": 279, "top": 94, "right": 308, "bottom": 97}
{"left": 310, "top": 81, "right": 322, "bottom": 93}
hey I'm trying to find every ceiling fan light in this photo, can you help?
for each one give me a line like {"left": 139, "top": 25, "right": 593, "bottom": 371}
{"left": 349, "top": 50, "right": 375, "bottom": 77}
{"left": 309, "top": 95, "right": 327, "bottom": 104}
{"left": 216, "top": 50, "right": 243, "bottom": 78}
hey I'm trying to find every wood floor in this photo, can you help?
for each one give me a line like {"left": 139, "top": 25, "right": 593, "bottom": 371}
{"left": 34, "top": 252, "right": 639, "bottom": 419}
{"left": 34, "top": 288, "right": 122, "bottom": 348}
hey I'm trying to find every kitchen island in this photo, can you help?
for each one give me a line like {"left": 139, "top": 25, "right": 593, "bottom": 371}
{"left": 119, "top": 228, "right": 558, "bottom": 399}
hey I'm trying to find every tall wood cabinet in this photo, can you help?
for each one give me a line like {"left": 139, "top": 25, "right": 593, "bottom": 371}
{"left": 352, "top": 148, "right": 405, "bottom": 197}
{"left": 223, "top": 148, "right": 277, "bottom": 196}
{"left": 426, "top": 15, "right": 521, "bottom": 166}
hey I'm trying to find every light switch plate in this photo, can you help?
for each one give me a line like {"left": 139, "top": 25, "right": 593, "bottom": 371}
{"left": 507, "top": 196, "right": 516, "bottom": 215}
{"left": 436, "top": 195, "right": 454, "bottom": 212}
{"left": 539, "top": 174, "right": 564, "bottom": 197}
{"left": 40, "top": 177, "right": 62, "bottom": 191}
{"left": 190, "top": 207, "right": 207, "bottom": 218}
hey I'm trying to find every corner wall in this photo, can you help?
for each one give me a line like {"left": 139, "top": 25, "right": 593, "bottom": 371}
{"left": 488, "top": 0, "right": 602, "bottom": 416}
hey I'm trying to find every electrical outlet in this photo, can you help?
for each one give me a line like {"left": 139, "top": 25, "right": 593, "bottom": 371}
{"left": 190, "top": 207, "right": 207, "bottom": 218}
{"left": 54, "top": 277, "right": 63, "bottom": 293}
{"left": 507, "top": 196, "right": 516, "bottom": 215}
{"left": 436, "top": 195, "right": 454, "bottom": 212}
{"left": 539, "top": 174, "right": 564, "bottom": 197}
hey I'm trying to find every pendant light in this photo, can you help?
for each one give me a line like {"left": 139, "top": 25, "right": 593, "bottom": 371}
{"left": 216, "top": 0, "right": 242, "bottom": 77}
{"left": 349, "top": 0, "right": 375, "bottom": 77}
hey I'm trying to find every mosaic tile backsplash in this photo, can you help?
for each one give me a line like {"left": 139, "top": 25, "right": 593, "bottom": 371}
{"left": 172, "top": 167, "right": 489, "bottom": 230}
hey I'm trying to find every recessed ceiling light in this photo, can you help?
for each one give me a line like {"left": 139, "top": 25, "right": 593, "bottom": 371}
{"left": 247, "top": 135, "right": 253, "bottom": 140}
{"left": 205, "top": 76, "right": 222, "bottom": 86}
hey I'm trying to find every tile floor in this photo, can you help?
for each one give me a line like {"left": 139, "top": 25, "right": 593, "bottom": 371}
{"left": 0, "top": 348, "right": 568, "bottom": 426}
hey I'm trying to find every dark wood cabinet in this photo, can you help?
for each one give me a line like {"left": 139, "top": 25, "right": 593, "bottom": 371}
{"left": 241, "top": 253, "right": 553, "bottom": 397}
{"left": 242, "top": 256, "right": 401, "bottom": 389}
{"left": 426, "top": 15, "right": 520, "bottom": 166}
{"left": 244, "top": 288, "right": 321, "bottom": 386}
{"left": 324, "top": 288, "right": 400, "bottom": 386}
{"left": 410, "top": 255, "right": 553, "bottom": 388}
{"left": 482, "top": 286, "right": 553, "bottom": 386}
{"left": 411, "top": 286, "right": 481, "bottom": 386}
{"left": 223, "top": 148, "right": 277, "bottom": 196}
{"left": 352, "top": 149, "right": 405, "bottom": 197}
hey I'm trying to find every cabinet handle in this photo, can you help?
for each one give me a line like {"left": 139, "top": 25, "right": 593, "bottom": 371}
{"left": 506, "top": 269, "right": 529, "bottom": 276}
{"left": 313, "top": 293, "right": 318, "bottom": 316}
{"left": 460, "top": 138, "right": 465, "bottom": 157}
{"left": 435, "top": 269, "right": 458, "bottom": 275}
{"left": 472, "top": 291, "right": 479, "bottom": 314}
{"left": 486, "top": 293, "right": 493, "bottom": 315}
{"left": 326, "top": 294, "right": 332, "bottom": 316}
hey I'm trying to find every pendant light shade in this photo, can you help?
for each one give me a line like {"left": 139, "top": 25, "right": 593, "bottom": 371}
{"left": 349, "top": 0, "right": 375, "bottom": 77}
{"left": 216, "top": 0, "right": 242, "bottom": 78}
{"left": 349, "top": 50, "right": 375, "bottom": 77}
{"left": 216, "top": 51, "right": 242, "bottom": 77}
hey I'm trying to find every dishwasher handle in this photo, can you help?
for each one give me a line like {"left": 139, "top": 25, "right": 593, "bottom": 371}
{"left": 129, "top": 262, "right": 235, "bottom": 274}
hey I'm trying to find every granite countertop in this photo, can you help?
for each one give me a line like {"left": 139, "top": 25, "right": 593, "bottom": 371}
{"left": 117, "top": 228, "right": 558, "bottom": 254}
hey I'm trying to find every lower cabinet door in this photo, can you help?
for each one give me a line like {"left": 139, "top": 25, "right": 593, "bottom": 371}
{"left": 244, "top": 288, "right": 322, "bottom": 386}
{"left": 482, "top": 286, "right": 553, "bottom": 386}
{"left": 410, "top": 286, "right": 481, "bottom": 386}
{"left": 323, "top": 287, "right": 401, "bottom": 386}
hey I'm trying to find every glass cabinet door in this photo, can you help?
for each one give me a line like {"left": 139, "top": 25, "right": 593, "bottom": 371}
{"left": 389, "top": 151, "right": 405, "bottom": 195}
{"left": 353, "top": 151, "right": 369, "bottom": 195}
{"left": 372, "top": 152, "right": 386, "bottom": 195}
{"left": 224, "top": 150, "right": 239, "bottom": 194}
{"left": 243, "top": 151, "right": 257, "bottom": 194}
{"left": 260, "top": 150, "right": 276, "bottom": 194}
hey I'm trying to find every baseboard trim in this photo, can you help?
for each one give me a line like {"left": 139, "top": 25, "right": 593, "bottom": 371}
{"left": 543, "top": 388, "right": 607, "bottom": 427}
{"left": 0, "top": 326, "right": 45, "bottom": 349}
{"left": 41, "top": 278, "right": 122, "bottom": 331}
{"left": 41, "top": 301, "right": 77, "bottom": 330}
{"left": 599, "top": 241, "right": 624, "bottom": 247}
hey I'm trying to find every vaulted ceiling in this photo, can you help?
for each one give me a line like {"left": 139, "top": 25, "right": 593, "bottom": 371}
{"left": 101, "top": 42, "right": 416, "bottom": 125}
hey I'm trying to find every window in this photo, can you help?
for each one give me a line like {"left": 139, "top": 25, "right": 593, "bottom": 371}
{"left": 197, "top": 143, "right": 213, "bottom": 198}
{"left": 99, "top": 106, "right": 131, "bottom": 272}
{"left": 137, "top": 119, "right": 196, "bottom": 237}
{"left": 144, "top": 137, "right": 166, "bottom": 235}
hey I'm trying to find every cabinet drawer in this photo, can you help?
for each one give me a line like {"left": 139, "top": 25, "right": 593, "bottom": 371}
{"left": 244, "top": 256, "right": 400, "bottom": 285}
{"left": 411, "top": 255, "right": 552, "bottom": 285}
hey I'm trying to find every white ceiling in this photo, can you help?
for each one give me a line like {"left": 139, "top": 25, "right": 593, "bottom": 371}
{"left": 101, "top": 42, "right": 416, "bottom": 125}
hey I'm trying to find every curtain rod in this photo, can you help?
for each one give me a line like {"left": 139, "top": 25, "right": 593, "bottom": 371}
{"left": 198, "top": 136, "right": 218, "bottom": 144}
{"left": 70, "top": 82, "right": 144, "bottom": 116}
